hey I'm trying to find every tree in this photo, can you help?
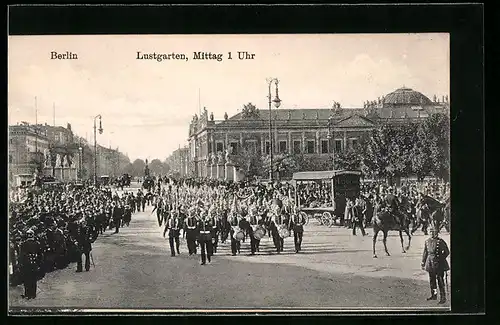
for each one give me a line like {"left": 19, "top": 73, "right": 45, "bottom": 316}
{"left": 241, "top": 102, "right": 260, "bottom": 119}
{"left": 149, "top": 159, "right": 164, "bottom": 176}
{"left": 131, "top": 159, "right": 146, "bottom": 177}
{"left": 420, "top": 113, "right": 450, "bottom": 181}
{"left": 232, "top": 147, "right": 263, "bottom": 178}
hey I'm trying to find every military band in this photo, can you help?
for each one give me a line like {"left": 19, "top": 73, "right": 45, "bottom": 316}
{"left": 10, "top": 175, "right": 450, "bottom": 304}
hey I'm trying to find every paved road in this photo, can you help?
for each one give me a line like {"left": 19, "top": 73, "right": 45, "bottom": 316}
{"left": 9, "top": 199, "right": 451, "bottom": 311}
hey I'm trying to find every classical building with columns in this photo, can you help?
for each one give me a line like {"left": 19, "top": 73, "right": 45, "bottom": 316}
{"left": 186, "top": 87, "right": 449, "bottom": 180}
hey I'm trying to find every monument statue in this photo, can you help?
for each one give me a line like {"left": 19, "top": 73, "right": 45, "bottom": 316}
{"left": 217, "top": 151, "right": 224, "bottom": 165}
{"left": 144, "top": 159, "right": 150, "bottom": 177}
{"left": 55, "top": 154, "right": 62, "bottom": 167}
{"left": 225, "top": 149, "right": 231, "bottom": 164}
{"left": 44, "top": 149, "right": 51, "bottom": 167}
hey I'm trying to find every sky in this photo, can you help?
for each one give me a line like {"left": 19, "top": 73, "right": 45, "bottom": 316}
{"left": 8, "top": 34, "right": 449, "bottom": 161}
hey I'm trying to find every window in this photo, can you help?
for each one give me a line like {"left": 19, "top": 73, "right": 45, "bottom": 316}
{"left": 293, "top": 140, "right": 301, "bottom": 154}
{"left": 230, "top": 142, "right": 238, "bottom": 154}
{"left": 279, "top": 141, "right": 287, "bottom": 153}
{"left": 216, "top": 142, "right": 224, "bottom": 153}
{"left": 9, "top": 139, "right": 13, "bottom": 144}
{"left": 9, "top": 155, "right": 13, "bottom": 163}
{"left": 265, "top": 141, "right": 271, "bottom": 155}
{"left": 306, "top": 140, "right": 315, "bottom": 154}
{"left": 352, "top": 139, "right": 358, "bottom": 148}
{"left": 321, "top": 140, "right": 329, "bottom": 154}
{"left": 335, "top": 140, "right": 342, "bottom": 152}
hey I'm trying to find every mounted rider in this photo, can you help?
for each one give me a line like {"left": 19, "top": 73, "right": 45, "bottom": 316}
{"left": 382, "top": 186, "right": 404, "bottom": 227}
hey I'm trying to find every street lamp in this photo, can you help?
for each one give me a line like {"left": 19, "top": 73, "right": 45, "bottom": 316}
{"left": 78, "top": 146, "right": 83, "bottom": 181}
{"left": 327, "top": 116, "right": 335, "bottom": 170}
{"left": 267, "top": 78, "right": 281, "bottom": 181}
{"left": 93, "top": 115, "right": 103, "bottom": 185}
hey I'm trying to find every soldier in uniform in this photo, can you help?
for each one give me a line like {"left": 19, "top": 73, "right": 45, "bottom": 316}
{"left": 271, "top": 206, "right": 286, "bottom": 254}
{"left": 228, "top": 210, "right": 241, "bottom": 256}
{"left": 19, "top": 229, "right": 41, "bottom": 299}
{"left": 291, "top": 207, "right": 306, "bottom": 253}
{"left": 163, "top": 211, "right": 181, "bottom": 256}
{"left": 421, "top": 225, "right": 450, "bottom": 304}
{"left": 197, "top": 213, "right": 214, "bottom": 265}
{"left": 247, "top": 206, "right": 261, "bottom": 255}
{"left": 112, "top": 202, "right": 122, "bottom": 234}
{"left": 75, "top": 219, "right": 98, "bottom": 272}
{"left": 352, "top": 198, "right": 367, "bottom": 236}
{"left": 383, "top": 189, "right": 403, "bottom": 227}
{"left": 184, "top": 210, "right": 198, "bottom": 255}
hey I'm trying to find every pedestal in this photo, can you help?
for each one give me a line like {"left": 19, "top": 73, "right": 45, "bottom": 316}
{"left": 225, "top": 163, "right": 234, "bottom": 181}
{"left": 234, "top": 166, "right": 246, "bottom": 182}
{"left": 210, "top": 164, "right": 217, "bottom": 179}
{"left": 217, "top": 164, "right": 225, "bottom": 180}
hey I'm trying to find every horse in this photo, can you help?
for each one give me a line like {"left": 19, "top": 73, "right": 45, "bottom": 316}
{"left": 372, "top": 203, "right": 412, "bottom": 258}
{"left": 417, "top": 195, "right": 448, "bottom": 233}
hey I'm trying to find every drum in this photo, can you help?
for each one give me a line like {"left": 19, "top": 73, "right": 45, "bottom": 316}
{"left": 253, "top": 226, "right": 266, "bottom": 240}
{"left": 232, "top": 227, "right": 245, "bottom": 241}
{"left": 278, "top": 226, "right": 290, "bottom": 239}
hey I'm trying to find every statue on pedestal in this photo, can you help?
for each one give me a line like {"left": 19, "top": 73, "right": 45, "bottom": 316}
{"left": 144, "top": 159, "right": 150, "bottom": 177}
{"left": 217, "top": 151, "right": 225, "bottom": 165}
{"left": 55, "top": 154, "right": 62, "bottom": 167}
{"left": 44, "top": 149, "right": 51, "bottom": 167}
{"left": 225, "top": 149, "right": 232, "bottom": 165}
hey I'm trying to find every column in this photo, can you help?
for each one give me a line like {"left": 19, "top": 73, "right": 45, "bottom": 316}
{"left": 225, "top": 133, "right": 229, "bottom": 151}
{"left": 260, "top": 133, "right": 265, "bottom": 155}
{"left": 302, "top": 131, "right": 306, "bottom": 152}
{"left": 315, "top": 131, "right": 320, "bottom": 154}
{"left": 288, "top": 131, "right": 292, "bottom": 154}
{"left": 343, "top": 130, "right": 347, "bottom": 151}
{"left": 240, "top": 132, "right": 243, "bottom": 148}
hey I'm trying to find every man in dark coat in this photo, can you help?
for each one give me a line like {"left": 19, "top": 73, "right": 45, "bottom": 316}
{"left": 163, "top": 212, "right": 181, "bottom": 256}
{"left": 112, "top": 203, "right": 122, "bottom": 234}
{"left": 352, "top": 198, "right": 367, "bottom": 236}
{"left": 19, "top": 229, "right": 41, "bottom": 299}
{"left": 76, "top": 220, "right": 98, "bottom": 272}
{"left": 421, "top": 226, "right": 450, "bottom": 304}
{"left": 184, "top": 213, "right": 198, "bottom": 255}
{"left": 197, "top": 214, "right": 214, "bottom": 265}
{"left": 291, "top": 208, "right": 306, "bottom": 253}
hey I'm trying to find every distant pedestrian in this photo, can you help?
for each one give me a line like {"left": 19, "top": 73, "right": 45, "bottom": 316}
{"left": 352, "top": 198, "right": 367, "bottom": 236}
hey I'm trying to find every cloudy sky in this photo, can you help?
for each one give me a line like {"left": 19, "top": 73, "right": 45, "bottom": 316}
{"left": 8, "top": 33, "right": 449, "bottom": 161}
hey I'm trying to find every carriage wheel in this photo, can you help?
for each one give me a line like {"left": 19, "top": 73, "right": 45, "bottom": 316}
{"left": 301, "top": 212, "right": 310, "bottom": 225}
{"left": 322, "top": 212, "right": 332, "bottom": 227}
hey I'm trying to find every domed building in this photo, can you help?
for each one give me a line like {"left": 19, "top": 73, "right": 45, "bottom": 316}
{"left": 364, "top": 86, "right": 449, "bottom": 119}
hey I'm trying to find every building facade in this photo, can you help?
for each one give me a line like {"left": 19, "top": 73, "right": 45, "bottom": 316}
{"left": 9, "top": 124, "right": 50, "bottom": 186}
{"left": 186, "top": 87, "right": 449, "bottom": 180}
{"left": 165, "top": 146, "right": 190, "bottom": 177}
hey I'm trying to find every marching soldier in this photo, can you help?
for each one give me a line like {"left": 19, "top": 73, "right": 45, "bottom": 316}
{"left": 19, "top": 229, "right": 41, "bottom": 299}
{"left": 291, "top": 207, "right": 306, "bottom": 253}
{"left": 197, "top": 213, "right": 214, "bottom": 265}
{"left": 421, "top": 225, "right": 450, "bottom": 304}
{"left": 247, "top": 205, "right": 261, "bottom": 255}
{"left": 163, "top": 211, "right": 181, "bottom": 256}
{"left": 184, "top": 210, "right": 198, "bottom": 255}
{"left": 207, "top": 206, "right": 219, "bottom": 254}
{"left": 112, "top": 202, "right": 122, "bottom": 234}
{"left": 228, "top": 211, "right": 241, "bottom": 256}
{"left": 271, "top": 205, "right": 287, "bottom": 254}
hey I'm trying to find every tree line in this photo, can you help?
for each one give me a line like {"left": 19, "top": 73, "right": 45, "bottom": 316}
{"left": 232, "top": 113, "right": 450, "bottom": 183}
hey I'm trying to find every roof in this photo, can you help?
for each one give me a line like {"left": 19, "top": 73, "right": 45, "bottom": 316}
{"left": 292, "top": 170, "right": 362, "bottom": 180}
{"left": 383, "top": 87, "right": 433, "bottom": 106}
{"left": 228, "top": 108, "right": 366, "bottom": 121}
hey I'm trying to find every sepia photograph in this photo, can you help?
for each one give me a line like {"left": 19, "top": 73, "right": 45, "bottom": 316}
{"left": 8, "top": 32, "right": 453, "bottom": 313}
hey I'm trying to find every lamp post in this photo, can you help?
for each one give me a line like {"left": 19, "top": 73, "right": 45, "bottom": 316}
{"left": 78, "top": 146, "right": 83, "bottom": 181}
{"left": 327, "top": 116, "right": 335, "bottom": 170}
{"left": 267, "top": 78, "right": 281, "bottom": 181}
{"left": 93, "top": 115, "right": 103, "bottom": 185}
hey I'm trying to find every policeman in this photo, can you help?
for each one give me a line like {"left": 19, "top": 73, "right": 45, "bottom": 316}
{"left": 184, "top": 210, "right": 198, "bottom": 255}
{"left": 291, "top": 207, "right": 306, "bottom": 253}
{"left": 19, "top": 229, "right": 41, "bottom": 299}
{"left": 197, "top": 213, "right": 214, "bottom": 265}
{"left": 163, "top": 211, "right": 181, "bottom": 256}
{"left": 421, "top": 225, "right": 450, "bottom": 304}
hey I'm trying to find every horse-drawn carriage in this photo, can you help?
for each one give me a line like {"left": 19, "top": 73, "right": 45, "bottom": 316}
{"left": 292, "top": 170, "right": 362, "bottom": 227}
